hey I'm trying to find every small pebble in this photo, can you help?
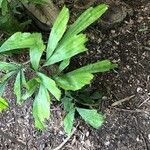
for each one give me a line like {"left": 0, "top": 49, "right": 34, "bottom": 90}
{"left": 105, "top": 141, "right": 110, "bottom": 146}
{"left": 85, "top": 139, "right": 91, "bottom": 147}
{"left": 86, "top": 131, "right": 90, "bottom": 137}
{"left": 148, "top": 134, "right": 150, "bottom": 140}
{"left": 137, "top": 87, "right": 143, "bottom": 93}
{"left": 136, "top": 136, "right": 140, "bottom": 142}
{"left": 59, "top": 130, "right": 63, "bottom": 135}
{"left": 102, "top": 96, "right": 107, "bottom": 100}
{"left": 111, "top": 30, "right": 116, "bottom": 34}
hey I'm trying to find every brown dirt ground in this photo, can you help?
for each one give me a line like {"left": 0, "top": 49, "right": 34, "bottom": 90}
{"left": 0, "top": 0, "right": 150, "bottom": 150}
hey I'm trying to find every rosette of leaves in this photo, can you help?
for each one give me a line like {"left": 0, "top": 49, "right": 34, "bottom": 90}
{"left": 0, "top": 4, "right": 117, "bottom": 133}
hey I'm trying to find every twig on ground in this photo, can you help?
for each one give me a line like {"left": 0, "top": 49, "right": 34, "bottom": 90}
{"left": 0, "top": 33, "right": 4, "bottom": 39}
{"left": 111, "top": 107, "right": 150, "bottom": 114}
{"left": 134, "top": 117, "right": 149, "bottom": 150}
{"left": 22, "top": 60, "right": 30, "bottom": 65}
{"left": 111, "top": 95, "right": 135, "bottom": 106}
{"left": 53, "top": 127, "right": 77, "bottom": 150}
{"left": 0, "top": 129, "right": 26, "bottom": 148}
{"left": 140, "top": 132, "right": 149, "bottom": 150}
{"left": 144, "top": 46, "right": 150, "bottom": 51}
{"left": 138, "top": 97, "right": 150, "bottom": 108}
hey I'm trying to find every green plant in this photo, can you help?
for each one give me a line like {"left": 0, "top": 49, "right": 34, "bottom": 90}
{"left": 0, "top": 0, "right": 48, "bottom": 15}
{"left": 0, "top": 4, "right": 117, "bottom": 134}
{"left": 62, "top": 90, "right": 104, "bottom": 135}
{"left": 0, "top": 0, "right": 48, "bottom": 34}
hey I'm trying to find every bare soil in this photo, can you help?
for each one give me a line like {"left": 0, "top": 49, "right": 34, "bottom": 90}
{"left": 0, "top": 0, "right": 150, "bottom": 150}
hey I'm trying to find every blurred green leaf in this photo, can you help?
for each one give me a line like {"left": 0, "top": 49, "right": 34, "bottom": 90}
{"left": 46, "top": 6, "right": 69, "bottom": 59}
{"left": 74, "top": 90, "right": 103, "bottom": 106}
{"left": 64, "top": 108, "right": 75, "bottom": 135}
{"left": 76, "top": 108, "right": 104, "bottom": 129}
{"left": 90, "top": 91, "right": 103, "bottom": 100}
{"left": 54, "top": 60, "right": 116, "bottom": 91}
{"left": 0, "top": 61, "right": 19, "bottom": 72}
{"left": 0, "top": 71, "right": 16, "bottom": 83}
{"left": 0, "top": 32, "right": 43, "bottom": 50}
{"left": 14, "top": 71, "right": 21, "bottom": 104}
{"left": 69, "top": 60, "right": 117, "bottom": 74}
{"left": 0, "top": 0, "right": 8, "bottom": 15}
{"left": 62, "top": 4, "right": 108, "bottom": 41}
{"left": 37, "top": 72, "right": 61, "bottom": 100}
{"left": 0, "top": 81, "right": 7, "bottom": 96}
{"left": 33, "top": 84, "right": 50, "bottom": 129}
{"left": 0, "top": 71, "right": 16, "bottom": 96}
{"left": 0, "top": 14, "right": 30, "bottom": 33}
{"left": 44, "top": 34, "right": 88, "bottom": 66}
{"left": 0, "top": 32, "right": 35, "bottom": 52}
{"left": 0, "top": 97, "right": 8, "bottom": 112}
{"left": 62, "top": 96, "right": 74, "bottom": 112}
{"left": 0, "top": 0, "right": 3, "bottom": 7}
{"left": 0, "top": 32, "right": 45, "bottom": 70}
{"left": 29, "top": 33, "right": 45, "bottom": 70}
{"left": 54, "top": 73, "right": 93, "bottom": 91}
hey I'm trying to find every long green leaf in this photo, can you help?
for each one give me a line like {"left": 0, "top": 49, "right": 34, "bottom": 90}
{"left": 0, "top": 81, "right": 7, "bottom": 96}
{"left": 33, "top": 85, "right": 50, "bottom": 129}
{"left": 62, "top": 4, "right": 108, "bottom": 41}
{"left": 0, "top": 0, "right": 3, "bottom": 7}
{"left": 0, "top": 97, "right": 8, "bottom": 112}
{"left": 54, "top": 60, "right": 117, "bottom": 91}
{"left": 37, "top": 72, "right": 61, "bottom": 100}
{"left": 69, "top": 60, "right": 117, "bottom": 74}
{"left": 0, "top": 61, "right": 19, "bottom": 72}
{"left": 0, "top": 32, "right": 45, "bottom": 70}
{"left": 64, "top": 108, "right": 75, "bottom": 135}
{"left": 46, "top": 6, "right": 69, "bottom": 59}
{"left": 0, "top": 0, "right": 8, "bottom": 15}
{"left": 76, "top": 108, "right": 104, "bottom": 129}
{"left": 14, "top": 71, "right": 21, "bottom": 104}
{"left": 0, "top": 32, "right": 45, "bottom": 53}
{"left": 54, "top": 73, "right": 93, "bottom": 91}
{"left": 0, "top": 32, "right": 35, "bottom": 52}
{"left": 62, "top": 96, "right": 74, "bottom": 112}
{"left": 29, "top": 33, "right": 45, "bottom": 70}
{"left": 0, "top": 71, "right": 16, "bottom": 83}
{"left": 0, "top": 71, "right": 16, "bottom": 96}
{"left": 45, "top": 34, "right": 88, "bottom": 66}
